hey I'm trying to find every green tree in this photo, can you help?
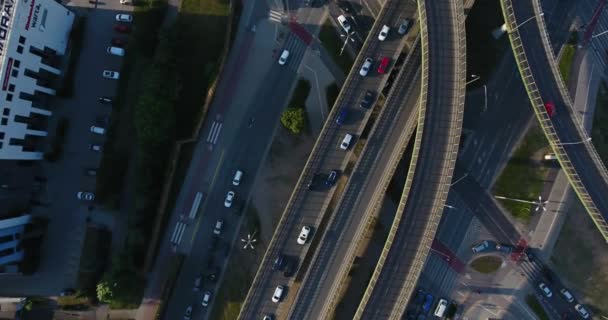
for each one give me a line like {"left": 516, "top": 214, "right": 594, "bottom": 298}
{"left": 281, "top": 107, "right": 306, "bottom": 134}
{"left": 96, "top": 280, "right": 114, "bottom": 303}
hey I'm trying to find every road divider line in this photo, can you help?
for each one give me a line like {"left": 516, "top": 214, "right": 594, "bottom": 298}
{"left": 191, "top": 149, "right": 226, "bottom": 245}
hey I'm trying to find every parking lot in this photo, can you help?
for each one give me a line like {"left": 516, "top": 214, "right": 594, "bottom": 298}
{"left": 0, "top": 0, "right": 134, "bottom": 295}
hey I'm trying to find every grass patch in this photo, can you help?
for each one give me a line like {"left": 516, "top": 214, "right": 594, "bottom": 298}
{"left": 592, "top": 81, "right": 608, "bottom": 166}
{"left": 470, "top": 256, "right": 502, "bottom": 274}
{"left": 174, "top": 0, "right": 230, "bottom": 139}
{"left": 493, "top": 124, "right": 549, "bottom": 222}
{"left": 325, "top": 82, "right": 340, "bottom": 112}
{"left": 319, "top": 18, "right": 354, "bottom": 75}
{"left": 525, "top": 295, "right": 550, "bottom": 320}
{"left": 559, "top": 44, "right": 575, "bottom": 83}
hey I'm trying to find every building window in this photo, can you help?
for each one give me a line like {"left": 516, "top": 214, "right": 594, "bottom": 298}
{"left": 2, "top": 109, "right": 8, "bottom": 116}
{"left": 1, "top": 118, "right": 7, "bottom": 126}
{"left": 11, "top": 70, "right": 17, "bottom": 77}
{"left": 8, "top": 84, "right": 14, "bottom": 92}
{"left": 6, "top": 94, "right": 12, "bottom": 101}
{"left": 17, "top": 46, "right": 23, "bottom": 54}
{"left": 19, "top": 36, "right": 25, "bottom": 44}
{"left": 13, "top": 60, "right": 20, "bottom": 68}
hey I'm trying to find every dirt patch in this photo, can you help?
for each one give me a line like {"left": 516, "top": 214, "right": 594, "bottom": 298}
{"left": 252, "top": 127, "right": 314, "bottom": 243}
{"left": 550, "top": 197, "right": 608, "bottom": 314}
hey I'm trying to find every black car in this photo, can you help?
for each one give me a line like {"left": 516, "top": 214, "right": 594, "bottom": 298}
{"left": 360, "top": 90, "right": 375, "bottom": 109}
{"left": 273, "top": 254, "right": 285, "bottom": 271}
{"left": 207, "top": 266, "right": 220, "bottom": 282}
{"left": 325, "top": 170, "right": 338, "bottom": 186}
{"left": 337, "top": 0, "right": 354, "bottom": 13}
{"left": 98, "top": 96, "right": 113, "bottom": 104}
{"left": 307, "top": 173, "right": 325, "bottom": 191}
{"left": 283, "top": 256, "right": 299, "bottom": 277}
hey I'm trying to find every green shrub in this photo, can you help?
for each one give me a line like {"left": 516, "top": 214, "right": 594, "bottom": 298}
{"left": 281, "top": 107, "right": 306, "bottom": 134}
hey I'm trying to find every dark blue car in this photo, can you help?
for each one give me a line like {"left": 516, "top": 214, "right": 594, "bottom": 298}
{"left": 336, "top": 107, "right": 348, "bottom": 125}
{"left": 422, "top": 294, "right": 434, "bottom": 312}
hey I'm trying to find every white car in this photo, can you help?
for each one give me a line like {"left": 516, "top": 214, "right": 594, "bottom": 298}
{"left": 272, "top": 285, "right": 284, "bottom": 303}
{"left": 90, "top": 125, "right": 106, "bottom": 135}
{"left": 359, "top": 58, "right": 372, "bottom": 76}
{"left": 575, "top": 304, "right": 590, "bottom": 319}
{"left": 278, "top": 50, "right": 289, "bottom": 65}
{"left": 340, "top": 134, "right": 353, "bottom": 150}
{"left": 201, "top": 291, "right": 212, "bottom": 307}
{"left": 224, "top": 191, "right": 235, "bottom": 208}
{"left": 76, "top": 191, "right": 95, "bottom": 201}
{"left": 116, "top": 14, "right": 133, "bottom": 22}
{"left": 183, "top": 305, "right": 192, "bottom": 320}
{"left": 213, "top": 219, "right": 224, "bottom": 235}
{"left": 337, "top": 15, "right": 351, "bottom": 33}
{"left": 559, "top": 288, "right": 574, "bottom": 303}
{"left": 538, "top": 282, "right": 552, "bottom": 298}
{"left": 102, "top": 70, "right": 120, "bottom": 79}
{"left": 297, "top": 226, "right": 311, "bottom": 245}
{"left": 378, "top": 25, "right": 390, "bottom": 41}
{"left": 232, "top": 170, "right": 243, "bottom": 186}
{"left": 107, "top": 46, "right": 125, "bottom": 56}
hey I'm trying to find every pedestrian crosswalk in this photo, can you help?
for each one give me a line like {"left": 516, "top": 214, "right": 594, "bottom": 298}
{"left": 206, "top": 121, "right": 223, "bottom": 145}
{"left": 269, "top": 9, "right": 283, "bottom": 23}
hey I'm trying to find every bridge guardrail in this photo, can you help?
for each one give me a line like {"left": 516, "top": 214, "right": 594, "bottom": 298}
{"left": 499, "top": 0, "right": 608, "bottom": 241}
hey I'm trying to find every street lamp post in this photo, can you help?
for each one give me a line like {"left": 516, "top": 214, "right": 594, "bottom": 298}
{"left": 482, "top": 85, "right": 488, "bottom": 112}
{"left": 592, "top": 29, "right": 608, "bottom": 39}
{"left": 450, "top": 173, "right": 468, "bottom": 186}
{"left": 508, "top": 12, "right": 545, "bottom": 33}
{"left": 465, "top": 74, "right": 480, "bottom": 85}
{"left": 495, "top": 195, "right": 548, "bottom": 212}
{"left": 339, "top": 32, "right": 355, "bottom": 56}
{"left": 556, "top": 137, "right": 592, "bottom": 146}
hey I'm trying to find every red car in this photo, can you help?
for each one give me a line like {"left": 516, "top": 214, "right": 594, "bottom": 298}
{"left": 377, "top": 56, "right": 390, "bottom": 74}
{"left": 113, "top": 24, "right": 131, "bottom": 34}
{"left": 111, "top": 37, "right": 127, "bottom": 47}
{"left": 544, "top": 101, "right": 556, "bottom": 117}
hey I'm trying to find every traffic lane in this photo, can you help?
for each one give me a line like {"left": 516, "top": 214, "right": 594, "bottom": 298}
{"left": 291, "top": 49, "right": 422, "bottom": 319}
{"left": 165, "top": 46, "right": 301, "bottom": 319}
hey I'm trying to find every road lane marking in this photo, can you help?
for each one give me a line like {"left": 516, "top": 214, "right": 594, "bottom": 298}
{"left": 269, "top": 9, "right": 283, "bottom": 23}
{"left": 191, "top": 149, "right": 226, "bottom": 245}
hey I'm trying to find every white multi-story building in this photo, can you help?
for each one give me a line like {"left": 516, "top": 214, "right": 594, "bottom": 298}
{"left": 0, "top": 0, "right": 74, "bottom": 160}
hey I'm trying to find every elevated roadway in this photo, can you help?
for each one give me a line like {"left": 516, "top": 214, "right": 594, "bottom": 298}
{"left": 237, "top": 0, "right": 416, "bottom": 318}
{"left": 500, "top": 0, "right": 608, "bottom": 241}
{"left": 287, "top": 39, "right": 422, "bottom": 320}
{"left": 354, "top": 0, "right": 466, "bottom": 318}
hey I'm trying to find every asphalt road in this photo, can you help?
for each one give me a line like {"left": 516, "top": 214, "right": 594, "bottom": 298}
{"left": 356, "top": 0, "right": 466, "bottom": 318}
{"left": 237, "top": 0, "right": 414, "bottom": 319}
{"left": 288, "top": 37, "right": 421, "bottom": 320}
{"left": 513, "top": 0, "right": 608, "bottom": 233}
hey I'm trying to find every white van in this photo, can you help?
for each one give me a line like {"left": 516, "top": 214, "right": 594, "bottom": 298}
{"left": 340, "top": 134, "right": 353, "bottom": 150}
{"left": 337, "top": 15, "right": 351, "bottom": 33}
{"left": 232, "top": 170, "right": 243, "bottom": 186}
{"left": 272, "top": 285, "right": 284, "bottom": 303}
{"left": 434, "top": 298, "right": 448, "bottom": 317}
{"left": 107, "top": 46, "right": 125, "bottom": 56}
{"left": 544, "top": 154, "right": 557, "bottom": 160}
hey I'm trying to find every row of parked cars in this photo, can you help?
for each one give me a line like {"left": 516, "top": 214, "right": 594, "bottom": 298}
{"left": 76, "top": 14, "right": 133, "bottom": 202}
{"left": 537, "top": 282, "right": 590, "bottom": 318}
{"left": 406, "top": 289, "right": 449, "bottom": 319}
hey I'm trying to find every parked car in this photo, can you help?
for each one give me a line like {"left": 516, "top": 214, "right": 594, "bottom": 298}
{"left": 336, "top": 107, "right": 348, "bottom": 125}
{"left": 471, "top": 240, "right": 491, "bottom": 253}
{"left": 76, "top": 191, "right": 95, "bottom": 201}
{"left": 377, "top": 56, "right": 390, "bottom": 74}
{"left": 340, "top": 134, "right": 353, "bottom": 150}
{"left": 495, "top": 244, "right": 514, "bottom": 253}
{"left": 113, "top": 24, "right": 131, "bottom": 33}
{"left": 213, "top": 219, "right": 224, "bottom": 235}
{"left": 360, "top": 90, "right": 375, "bottom": 109}
{"left": 325, "top": 170, "right": 338, "bottom": 186}
{"left": 107, "top": 46, "right": 125, "bottom": 56}
{"left": 89, "top": 144, "right": 103, "bottom": 152}
{"left": 398, "top": 19, "right": 412, "bottom": 35}
{"left": 283, "top": 256, "right": 298, "bottom": 277}
{"left": 232, "top": 170, "right": 243, "bottom": 186}
{"left": 224, "top": 191, "right": 235, "bottom": 207}
{"left": 85, "top": 168, "right": 97, "bottom": 176}
{"left": 102, "top": 70, "right": 120, "bottom": 79}
{"left": 359, "top": 58, "right": 373, "bottom": 76}
{"left": 111, "top": 37, "right": 127, "bottom": 47}
{"left": 278, "top": 49, "right": 289, "bottom": 65}
{"left": 201, "top": 291, "right": 212, "bottom": 307}
{"left": 115, "top": 14, "right": 133, "bottom": 22}
{"left": 574, "top": 304, "right": 590, "bottom": 319}
{"left": 98, "top": 97, "right": 113, "bottom": 104}
{"left": 422, "top": 294, "right": 434, "bottom": 312}
{"left": 538, "top": 282, "right": 553, "bottom": 298}
{"left": 90, "top": 125, "right": 106, "bottom": 135}
{"left": 262, "top": 315, "right": 274, "bottom": 320}
{"left": 560, "top": 288, "right": 574, "bottom": 303}
{"left": 297, "top": 226, "right": 311, "bottom": 245}
{"left": 414, "top": 289, "right": 426, "bottom": 304}
{"left": 193, "top": 275, "right": 202, "bottom": 291}
{"left": 544, "top": 101, "right": 556, "bottom": 117}
{"left": 207, "top": 266, "right": 220, "bottom": 282}
{"left": 378, "top": 25, "right": 390, "bottom": 41}
{"left": 183, "top": 305, "right": 192, "bottom": 320}
{"left": 307, "top": 173, "right": 324, "bottom": 191}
